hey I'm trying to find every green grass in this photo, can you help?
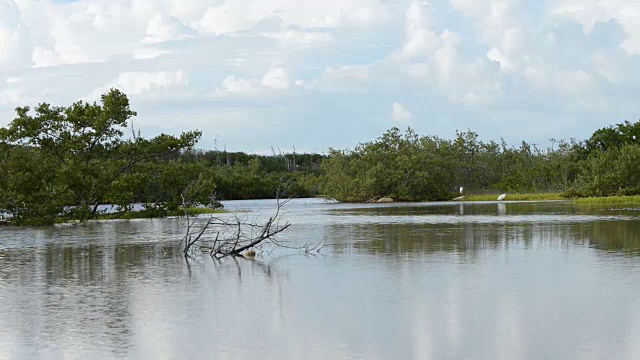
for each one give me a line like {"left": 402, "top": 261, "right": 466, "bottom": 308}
{"left": 175, "top": 207, "right": 227, "bottom": 216}
{"left": 457, "top": 193, "right": 640, "bottom": 205}
{"left": 460, "top": 193, "right": 565, "bottom": 201}
{"left": 573, "top": 195, "right": 640, "bottom": 205}
{"left": 98, "top": 207, "right": 227, "bottom": 220}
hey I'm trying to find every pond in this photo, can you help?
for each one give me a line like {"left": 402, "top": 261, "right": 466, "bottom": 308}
{"left": 1, "top": 199, "right": 640, "bottom": 359}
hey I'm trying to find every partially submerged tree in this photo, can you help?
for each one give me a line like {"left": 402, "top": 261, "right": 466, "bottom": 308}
{"left": 0, "top": 89, "right": 202, "bottom": 224}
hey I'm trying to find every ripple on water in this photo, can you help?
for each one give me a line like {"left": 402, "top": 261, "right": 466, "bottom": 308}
{"left": 1, "top": 200, "right": 640, "bottom": 359}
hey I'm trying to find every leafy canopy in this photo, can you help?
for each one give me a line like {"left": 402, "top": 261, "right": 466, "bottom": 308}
{"left": 0, "top": 89, "right": 204, "bottom": 224}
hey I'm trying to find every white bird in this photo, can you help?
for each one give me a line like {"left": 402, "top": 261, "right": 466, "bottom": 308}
{"left": 459, "top": 187, "right": 464, "bottom": 195}
{"left": 497, "top": 194, "right": 507, "bottom": 201}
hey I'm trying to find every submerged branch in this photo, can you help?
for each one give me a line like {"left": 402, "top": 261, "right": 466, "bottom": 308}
{"left": 179, "top": 179, "right": 303, "bottom": 258}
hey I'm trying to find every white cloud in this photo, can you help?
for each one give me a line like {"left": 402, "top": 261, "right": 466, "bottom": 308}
{"left": 0, "top": 0, "right": 24, "bottom": 67}
{"left": 132, "top": 47, "right": 172, "bottom": 60}
{"left": 392, "top": 102, "right": 412, "bottom": 124}
{"left": 306, "top": 65, "right": 373, "bottom": 92}
{"left": 392, "top": 1, "right": 438, "bottom": 61}
{"left": 261, "top": 30, "right": 334, "bottom": 46}
{"left": 323, "top": 65, "right": 371, "bottom": 83}
{"left": 485, "top": 27, "right": 526, "bottom": 72}
{"left": 88, "top": 70, "right": 189, "bottom": 100}
{"left": 0, "top": 88, "right": 26, "bottom": 106}
{"left": 1, "top": 0, "right": 640, "bottom": 152}
{"left": 261, "top": 67, "right": 291, "bottom": 89}
{"left": 218, "top": 75, "right": 260, "bottom": 94}
{"left": 142, "top": 14, "right": 196, "bottom": 44}
{"left": 0, "top": 74, "right": 31, "bottom": 106}
{"left": 406, "top": 63, "right": 430, "bottom": 79}
{"left": 557, "top": 70, "right": 592, "bottom": 95}
{"left": 215, "top": 67, "right": 292, "bottom": 95}
{"left": 551, "top": 0, "right": 640, "bottom": 54}
{"left": 5, "top": 76, "right": 21, "bottom": 85}
{"left": 32, "top": 46, "right": 65, "bottom": 68}
{"left": 195, "top": 3, "right": 260, "bottom": 35}
{"left": 194, "top": 0, "right": 390, "bottom": 35}
{"left": 392, "top": 3, "right": 503, "bottom": 106}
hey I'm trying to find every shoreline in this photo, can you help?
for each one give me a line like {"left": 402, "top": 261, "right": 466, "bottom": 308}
{"left": 4, "top": 195, "right": 640, "bottom": 226}
{"left": 324, "top": 194, "right": 640, "bottom": 205}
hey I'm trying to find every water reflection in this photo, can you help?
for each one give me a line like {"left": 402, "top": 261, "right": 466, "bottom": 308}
{"left": 0, "top": 241, "right": 293, "bottom": 359}
{"left": 327, "top": 222, "right": 640, "bottom": 257}
{"left": 497, "top": 202, "right": 506, "bottom": 216}
{"left": 326, "top": 222, "right": 595, "bottom": 256}
{"left": 590, "top": 220, "right": 640, "bottom": 254}
{"left": 1, "top": 200, "right": 640, "bottom": 359}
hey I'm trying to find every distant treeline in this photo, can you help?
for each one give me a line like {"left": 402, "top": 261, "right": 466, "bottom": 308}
{"left": 176, "top": 149, "right": 325, "bottom": 200}
{"left": 1, "top": 89, "right": 639, "bottom": 225}
{"left": 321, "top": 121, "right": 640, "bottom": 202}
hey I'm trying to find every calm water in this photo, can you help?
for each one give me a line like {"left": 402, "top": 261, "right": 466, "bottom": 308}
{"left": 1, "top": 199, "right": 640, "bottom": 359}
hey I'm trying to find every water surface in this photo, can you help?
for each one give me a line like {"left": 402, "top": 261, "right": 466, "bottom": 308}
{"left": 1, "top": 199, "right": 640, "bottom": 359}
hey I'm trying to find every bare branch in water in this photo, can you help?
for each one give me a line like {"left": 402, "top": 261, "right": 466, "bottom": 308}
{"left": 179, "top": 178, "right": 314, "bottom": 259}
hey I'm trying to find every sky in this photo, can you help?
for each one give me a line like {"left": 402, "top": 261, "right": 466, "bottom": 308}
{"left": 0, "top": 0, "right": 639, "bottom": 153}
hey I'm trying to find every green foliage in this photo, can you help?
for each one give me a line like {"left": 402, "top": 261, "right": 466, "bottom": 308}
{"left": 0, "top": 90, "right": 323, "bottom": 226}
{"left": 0, "top": 144, "right": 72, "bottom": 225}
{"left": 320, "top": 121, "right": 640, "bottom": 202}
{"left": 196, "top": 156, "right": 317, "bottom": 200}
{"left": 3, "top": 89, "right": 640, "bottom": 226}
{"left": 321, "top": 128, "right": 460, "bottom": 202}
{"left": 574, "top": 144, "right": 640, "bottom": 196}
{"left": 569, "top": 120, "right": 640, "bottom": 196}
{"left": 582, "top": 120, "right": 640, "bottom": 155}
{"left": 320, "top": 127, "right": 584, "bottom": 202}
{"left": 0, "top": 89, "right": 201, "bottom": 225}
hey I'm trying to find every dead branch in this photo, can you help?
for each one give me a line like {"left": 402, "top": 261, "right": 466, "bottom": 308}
{"left": 179, "top": 180, "right": 295, "bottom": 258}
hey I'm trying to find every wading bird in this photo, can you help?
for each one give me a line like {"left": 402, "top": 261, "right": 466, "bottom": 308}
{"left": 497, "top": 194, "right": 507, "bottom": 201}
{"left": 459, "top": 187, "right": 464, "bottom": 195}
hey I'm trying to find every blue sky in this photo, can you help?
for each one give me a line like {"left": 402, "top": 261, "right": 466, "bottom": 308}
{"left": 1, "top": 0, "right": 639, "bottom": 153}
